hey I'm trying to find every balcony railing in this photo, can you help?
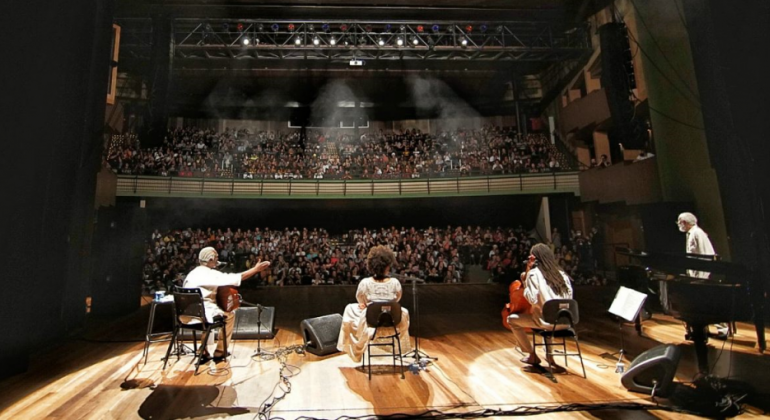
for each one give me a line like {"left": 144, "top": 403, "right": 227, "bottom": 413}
{"left": 116, "top": 172, "right": 580, "bottom": 199}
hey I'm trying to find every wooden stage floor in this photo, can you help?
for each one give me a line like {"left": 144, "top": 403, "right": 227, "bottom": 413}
{"left": 1, "top": 284, "right": 769, "bottom": 419}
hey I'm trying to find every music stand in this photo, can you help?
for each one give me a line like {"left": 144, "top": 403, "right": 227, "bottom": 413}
{"left": 608, "top": 286, "right": 647, "bottom": 373}
{"left": 400, "top": 275, "right": 437, "bottom": 367}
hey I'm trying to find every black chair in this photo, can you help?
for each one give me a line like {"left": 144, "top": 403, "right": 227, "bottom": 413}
{"left": 163, "top": 287, "right": 228, "bottom": 375}
{"left": 363, "top": 300, "right": 405, "bottom": 380}
{"left": 531, "top": 299, "right": 586, "bottom": 382}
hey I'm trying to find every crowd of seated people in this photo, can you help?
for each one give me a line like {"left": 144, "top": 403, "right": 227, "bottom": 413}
{"left": 142, "top": 223, "right": 604, "bottom": 294}
{"left": 106, "top": 125, "right": 573, "bottom": 181}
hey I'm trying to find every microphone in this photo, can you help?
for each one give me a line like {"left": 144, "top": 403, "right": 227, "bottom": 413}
{"left": 216, "top": 261, "right": 228, "bottom": 267}
{"left": 390, "top": 273, "right": 425, "bottom": 283}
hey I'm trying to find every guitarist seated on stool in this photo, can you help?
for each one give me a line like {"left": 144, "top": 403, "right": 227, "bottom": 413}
{"left": 183, "top": 246, "right": 271, "bottom": 363}
{"left": 506, "top": 244, "right": 573, "bottom": 373}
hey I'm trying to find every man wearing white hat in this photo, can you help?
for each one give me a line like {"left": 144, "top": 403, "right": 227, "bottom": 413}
{"left": 184, "top": 246, "right": 271, "bottom": 362}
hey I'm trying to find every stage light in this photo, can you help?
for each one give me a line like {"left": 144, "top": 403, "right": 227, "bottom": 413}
{"left": 242, "top": 36, "right": 251, "bottom": 45}
{"left": 288, "top": 23, "right": 295, "bottom": 31}
{"left": 385, "top": 24, "right": 392, "bottom": 32}
{"left": 295, "top": 36, "right": 302, "bottom": 45}
{"left": 460, "top": 37, "right": 468, "bottom": 46}
{"left": 237, "top": 23, "right": 244, "bottom": 32}
{"left": 396, "top": 37, "right": 404, "bottom": 46}
{"left": 417, "top": 25, "right": 424, "bottom": 33}
{"left": 340, "top": 24, "right": 348, "bottom": 31}
{"left": 322, "top": 23, "right": 330, "bottom": 32}
{"left": 412, "top": 36, "right": 419, "bottom": 45}
{"left": 308, "top": 24, "right": 314, "bottom": 31}
{"left": 365, "top": 25, "right": 373, "bottom": 32}
{"left": 432, "top": 24, "right": 440, "bottom": 33}
{"left": 480, "top": 24, "right": 488, "bottom": 32}
{"left": 400, "top": 25, "right": 406, "bottom": 31}
{"left": 377, "top": 37, "right": 385, "bottom": 46}
{"left": 313, "top": 37, "right": 320, "bottom": 46}
{"left": 257, "top": 24, "right": 264, "bottom": 31}
{"left": 496, "top": 25, "right": 504, "bottom": 33}
{"left": 465, "top": 25, "right": 473, "bottom": 33}
{"left": 330, "top": 37, "right": 337, "bottom": 45}
{"left": 359, "top": 37, "right": 366, "bottom": 45}
{"left": 271, "top": 23, "right": 279, "bottom": 31}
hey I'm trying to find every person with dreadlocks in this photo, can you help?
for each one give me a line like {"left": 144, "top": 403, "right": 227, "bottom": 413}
{"left": 507, "top": 243, "right": 574, "bottom": 372}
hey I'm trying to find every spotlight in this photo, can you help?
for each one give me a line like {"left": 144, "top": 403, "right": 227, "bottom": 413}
{"left": 308, "top": 24, "right": 314, "bottom": 31}
{"left": 496, "top": 25, "right": 504, "bottom": 33}
{"left": 385, "top": 24, "right": 392, "bottom": 32}
{"left": 400, "top": 25, "right": 406, "bottom": 31}
{"left": 378, "top": 37, "right": 385, "bottom": 46}
{"left": 288, "top": 23, "right": 295, "bottom": 31}
{"left": 313, "top": 37, "right": 320, "bottom": 46}
{"left": 465, "top": 25, "right": 473, "bottom": 33}
{"left": 412, "top": 36, "right": 419, "bottom": 45}
{"left": 359, "top": 37, "right": 366, "bottom": 45}
{"left": 271, "top": 23, "right": 279, "bottom": 31}
{"left": 431, "top": 24, "right": 440, "bottom": 33}
{"left": 480, "top": 24, "right": 488, "bottom": 32}
{"left": 322, "top": 23, "right": 330, "bottom": 32}
{"left": 330, "top": 37, "right": 337, "bottom": 45}
{"left": 396, "top": 37, "right": 404, "bottom": 46}
{"left": 237, "top": 23, "right": 244, "bottom": 32}
{"left": 257, "top": 24, "right": 264, "bottom": 31}
{"left": 242, "top": 36, "right": 251, "bottom": 45}
{"left": 365, "top": 25, "right": 373, "bottom": 32}
{"left": 340, "top": 24, "right": 348, "bottom": 31}
{"left": 295, "top": 37, "right": 302, "bottom": 45}
{"left": 416, "top": 25, "right": 424, "bottom": 33}
{"left": 460, "top": 37, "right": 468, "bottom": 46}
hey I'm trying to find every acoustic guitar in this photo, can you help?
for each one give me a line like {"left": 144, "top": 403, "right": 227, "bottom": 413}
{"left": 216, "top": 286, "right": 241, "bottom": 313}
{"left": 501, "top": 278, "right": 533, "bottom": 330}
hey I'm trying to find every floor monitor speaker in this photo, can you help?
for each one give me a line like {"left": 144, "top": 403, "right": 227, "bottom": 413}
{"left": 300, "top": 314, "right": 343, "bottom": 356}
{"left": 621, "top": 344, "right": 681, "bottom": 396}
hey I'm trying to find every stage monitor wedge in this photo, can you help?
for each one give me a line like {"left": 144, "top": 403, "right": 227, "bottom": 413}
{"left": 621, "top": 344, "right": 681, "bottom": 397}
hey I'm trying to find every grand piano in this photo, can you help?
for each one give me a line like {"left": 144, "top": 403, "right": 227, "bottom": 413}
{"left": 617, "top": 247, "right": 766, "bottom": 373}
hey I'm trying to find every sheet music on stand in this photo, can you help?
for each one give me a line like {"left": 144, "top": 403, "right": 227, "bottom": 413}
{"left": 609, "top": 286, "right": 648, "bottom": 322}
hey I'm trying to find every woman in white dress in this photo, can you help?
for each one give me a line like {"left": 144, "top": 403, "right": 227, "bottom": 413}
{"left": 337, "top": 245, "right": 411, "bottom": 362}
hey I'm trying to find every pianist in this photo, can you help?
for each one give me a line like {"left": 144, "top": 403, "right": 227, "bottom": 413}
{"left": 676, "top": 212, "right": 729, "bottom": 338}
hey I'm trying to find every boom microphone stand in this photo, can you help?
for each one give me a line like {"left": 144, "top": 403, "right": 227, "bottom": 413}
{"left": 397, "top": 274, "right": 437, "bottom": 365}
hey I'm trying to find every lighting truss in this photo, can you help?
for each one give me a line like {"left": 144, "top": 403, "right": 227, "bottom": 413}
{"left": 117, "top": 19, "right": 590, "bottom": 64}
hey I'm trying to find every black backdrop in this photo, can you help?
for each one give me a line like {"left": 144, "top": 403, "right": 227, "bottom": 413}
{"left": 125, "top": 194, "right": 567, "bottom": 234}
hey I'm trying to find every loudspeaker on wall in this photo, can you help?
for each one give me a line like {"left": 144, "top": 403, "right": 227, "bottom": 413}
{"left": 300, "top": 314, "right": 343, "bottom": 356}
{"left": 621, "top": 344, "right": 681, "bottom": 397}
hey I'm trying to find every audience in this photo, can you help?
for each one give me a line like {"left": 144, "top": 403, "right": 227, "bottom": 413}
{"left": 106, "top": 126, "right": 574, "bottom": 180}
{"left": 142, "top": 223, "right": 605, "bottom": 294}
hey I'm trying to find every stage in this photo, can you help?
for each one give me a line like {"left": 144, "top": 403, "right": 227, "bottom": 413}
{"left": 1, "top": 284, "right": 768, "bottom": 419}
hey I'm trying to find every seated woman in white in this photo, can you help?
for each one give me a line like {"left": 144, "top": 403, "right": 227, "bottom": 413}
{"left": 337, "top": 245, "right": 411, "bottom": 362}
{"left": 507, "top": 243, "right": 574, "bottom": 373}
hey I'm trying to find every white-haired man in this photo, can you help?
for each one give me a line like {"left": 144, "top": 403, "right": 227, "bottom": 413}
{"left": 183, "top": 246, "right": 271, "bottom": 362}
{"left": 676, "top": 212, "right": 729, "bottom": 339}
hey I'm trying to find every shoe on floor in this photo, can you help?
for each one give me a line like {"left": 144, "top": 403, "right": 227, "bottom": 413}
{"left": 213, "top": 352, "right": 231, "bottom": 362}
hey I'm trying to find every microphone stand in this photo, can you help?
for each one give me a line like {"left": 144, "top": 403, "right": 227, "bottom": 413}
{"left": 399, "top": 275, "right": 437, "bottom": 365}
{"left": 251, "top": 303, "right": 274, "bottom": 360}
{"left": 240, "top": 296, "right": 274, "bottom": 360}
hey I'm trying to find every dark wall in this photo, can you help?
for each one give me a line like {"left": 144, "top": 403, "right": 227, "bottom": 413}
{"left": 1, "top": 0, "right": 115, "bottom": 377}
{"left": 124, "top": 194, "right": 554, "bottom": 234}
{"left": 683, "top": 1, "right": 770, "bottom": 286}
